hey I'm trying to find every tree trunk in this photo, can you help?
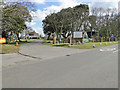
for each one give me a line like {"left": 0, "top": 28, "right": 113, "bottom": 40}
{"left": 90, "top": 27, "right": 93, "bottom": 38}
{"left": 60, "top": 24, "right": 63, "bottom": 39}
{"left": 17, "top": 33, "right": 21, "bottom": 42}
{"left": 47, "top": 33, "right": 51, "bottom": 40}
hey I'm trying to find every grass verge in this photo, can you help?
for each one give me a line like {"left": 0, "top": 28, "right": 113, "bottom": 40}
{"left": 69, "top": 42, "right": 118, "bottom": 49}
{"left": 0, "top": 39, "right": 35, "bottom": 54}
{"left": 42, "top": 40, "right": 118, "bottom": 49}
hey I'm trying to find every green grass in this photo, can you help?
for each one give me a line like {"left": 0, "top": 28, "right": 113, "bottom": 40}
{"left": 42, "top": 40, "right": 118, "bottom": 49}
{"left": 53, "top": 43, "right": 70, "bottom": 47}
{"left": 42, "top": 40, "right": 53, "bottom": 45}
{"left": 8, "top": 39, "right": 35, "bottom": 45}
{"left": 1, "top": 39, "right": 36, "bottom": 54}
{"left": 69, "top": 41, "right": 118, "bottom": 49}
{"left": 0, "top": 44, "right": 19, "bottom": 54}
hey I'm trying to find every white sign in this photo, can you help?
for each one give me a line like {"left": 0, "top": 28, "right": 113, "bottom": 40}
{"left": 73, "top": 32, "right": 83, "bottom": 38}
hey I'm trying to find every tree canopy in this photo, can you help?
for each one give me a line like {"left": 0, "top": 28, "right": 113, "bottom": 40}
{"left": 42, "top": 4, "right": 89, "bottom": 39}
{"left": 1, "top": 3, "right": 32, "bottom": 42}
{"left": 43, "top": 4, "right": 119, "bottom": 41}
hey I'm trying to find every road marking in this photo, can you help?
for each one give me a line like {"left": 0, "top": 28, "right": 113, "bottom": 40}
{"left": 100, "top": 48, "right": 116, "bottom": 52}
{"left": 113, "top": 49, "right": 120, "bottom": 53}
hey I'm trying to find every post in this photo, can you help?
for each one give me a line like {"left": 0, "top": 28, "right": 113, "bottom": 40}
{"left": 81, "top": 38, "right": 83, "bottom": 44}
{"left": 70, "top": 37, "right": 72, "bottom": 45}
{"left": 115, "top": 38, "right": 117, "bottom": 41}
{"left": 53, "top": 34, "right": 56, "bottom": 44}
{"left": 109, "top": 38, "right": 110, "bottom": 42}
{"left": 15, "top": 42, "right": 19, "bottom": 46}
{"left": 93, "top": 38, "right": 94, "bottom": 43}
{"left": 101, "top": 37, "right": 103, "bottom": 42}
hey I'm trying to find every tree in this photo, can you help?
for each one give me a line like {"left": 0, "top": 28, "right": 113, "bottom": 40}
{"left": 91, "top": 7, "right": 118, "bottom": 41}
{"left": 88, "top": 15, "right": 96, "bottom": 37}
{"left": 42, "top": 4, "right": 89, "bottom": 40}
{"left": 2, "top": 4, "right": 32, "bottom": 42}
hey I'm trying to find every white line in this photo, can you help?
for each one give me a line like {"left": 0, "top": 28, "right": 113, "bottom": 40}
{"left": 113, "top": 50, "right": 119, "bottom": 53}
{"left": 100, "top": 48, "right": 116, "bottom": 52}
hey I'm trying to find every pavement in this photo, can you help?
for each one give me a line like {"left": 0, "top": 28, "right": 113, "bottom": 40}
{"left": 2, "top": 42, "right": 118, "bottom": 88}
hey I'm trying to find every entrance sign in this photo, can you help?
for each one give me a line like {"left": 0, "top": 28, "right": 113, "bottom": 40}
{"left": 73, "top": 32, "right": 82, "bottom": 38}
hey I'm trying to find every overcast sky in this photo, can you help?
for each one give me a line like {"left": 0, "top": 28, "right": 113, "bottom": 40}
{"left": 6, "top": 0, "right": 119, "bottom": 36}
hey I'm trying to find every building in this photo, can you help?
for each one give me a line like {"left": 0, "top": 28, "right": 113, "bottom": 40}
{"left": 29, "top": 31, "right": 40, "bottom": 39}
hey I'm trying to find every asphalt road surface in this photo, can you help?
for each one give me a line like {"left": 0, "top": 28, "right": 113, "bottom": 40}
{"left": 2, "top": 44, "right": 118, "bottom": 88}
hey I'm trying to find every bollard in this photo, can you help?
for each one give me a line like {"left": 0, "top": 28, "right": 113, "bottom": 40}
{"left": 68, "top": 44, "right": 71, "bottom": 47}
{"left": 105, "top": 42, "right": 107, "bottom": 45}
{"left": 115, "top": 38, "right": 117, "bottom": 41}
{"left": 109, "top": 38, "right": 110, "bottom": 42}
{"left": 16, "top": 42, "right": 18, "bottom": 46}
{"left": 93, "top": 38, "right": 94, "bottom": 43}
{"left": 101, "top": 37, "right": 103, "bottom": 42}
{"left": 57, "top": 41, "right": 59, "bottom": 45}
{"left": 93, "top": 44, "right": 95, "bottom": 48}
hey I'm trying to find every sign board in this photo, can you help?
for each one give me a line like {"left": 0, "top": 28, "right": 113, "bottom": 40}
{"left": 0, "top": 38, "right": 6, "bottom": 43}
{"left": 73, "top": 32, "right": 83, "bottom": 38}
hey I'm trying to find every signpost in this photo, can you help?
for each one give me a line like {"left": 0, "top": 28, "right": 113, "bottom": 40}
{"left": 73, "top": 31, "right": 83, "bottom": 43}
{"left": 73, "top": 32, "right": 83, "bottom": 38}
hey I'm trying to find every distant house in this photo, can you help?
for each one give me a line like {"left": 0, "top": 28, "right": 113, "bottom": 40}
{"left": 29, "top": 31, "right": 40, "bottom": 39}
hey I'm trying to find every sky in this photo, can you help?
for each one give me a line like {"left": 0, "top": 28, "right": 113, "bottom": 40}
{"left": 7, "top": 0, "right": 119, "bottom": 36}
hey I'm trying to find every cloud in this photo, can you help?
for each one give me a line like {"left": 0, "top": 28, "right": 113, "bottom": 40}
{"left": 29, "top": 0, "right": 45, "bottom": 4}
{"left": 27, "top": 0, "right": 119, "bottom": 35}
{"left": 30, "top": 10, "right": 47, "bottom": 21}
{"left": 59, "top": 0, "right": 80, "bottom": 8}
{"left": 26, "top": 20, "right": 36, "bottom": 26}
{"left": 6, "top": 0, "right": 45, "bottom": 4}
{"left": 90, "top": 2, "right": 118, "bottom": 9}
{"left": 33, "top": 27, "right": 45, "bottom": 36}
{"left": 88, "top": 0, "right": 119, "bottom": 10}
{"left": 30, "top": 0, "right": 81, "bottom": 21}
{"left": 44, "top": 0, "right": 80, "bottom": 13}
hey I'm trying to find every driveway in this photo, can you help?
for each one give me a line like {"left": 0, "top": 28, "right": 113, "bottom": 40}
{"left": 19, "top": 39, "right": 93, "bottom": 60}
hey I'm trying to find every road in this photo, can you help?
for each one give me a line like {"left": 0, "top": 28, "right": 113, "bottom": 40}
{"left": 19, "top": 40, "right": 92, "bottom": 59}
{"left": 2, "top": 44, "right": 118, "bottom": 88}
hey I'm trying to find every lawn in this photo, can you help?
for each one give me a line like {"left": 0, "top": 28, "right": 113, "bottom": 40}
{"left": 0, "top": 39, "right": 35, "bottom": 54}
{"left": 42, "top": 40, "right": 118, "bottom": 49}
{"left": 8, "top": 39, "right": 35, "bottom": 45}
{"left": 0, "top": 44, "right": 19, "bottom": 54}
{"left": 42, "top": 40, "right": 53, "bottom": 45}
{"left": 69, "top": 42, "right": 118, "bottom": 49}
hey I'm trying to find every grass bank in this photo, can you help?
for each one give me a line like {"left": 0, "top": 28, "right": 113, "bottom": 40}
{"left": 42, "top": 40, "right": 118, "bottom": 49}
{"left": 0, "top": 39, "right": 35, "bottom": 54}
